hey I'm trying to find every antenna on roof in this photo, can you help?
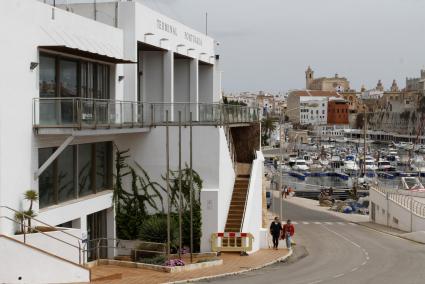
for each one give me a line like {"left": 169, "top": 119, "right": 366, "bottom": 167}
{"left": 205, "top": 12, "right": 208, "bottom": 35}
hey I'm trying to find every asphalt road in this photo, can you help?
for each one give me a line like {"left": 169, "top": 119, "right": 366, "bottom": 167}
{"left": 201, "top": 198, "right": 425, "bottom": 284}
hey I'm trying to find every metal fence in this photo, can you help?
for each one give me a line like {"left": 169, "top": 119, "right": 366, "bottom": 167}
{"left": 33, "top": 98, "right": 260, "bottom": 130}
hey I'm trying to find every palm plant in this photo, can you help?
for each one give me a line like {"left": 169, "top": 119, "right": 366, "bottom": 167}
{"left": 23, "top": 190, "right": 38, "bottom": 230}
{"left": 261, "top": 116, "right": 276, "bottom": 145}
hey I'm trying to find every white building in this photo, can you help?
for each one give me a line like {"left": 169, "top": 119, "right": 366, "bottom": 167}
{"left": 299, "top": 96, "right": 328, "bottom": 125}
{"left": 0, "top": 1, "right": 263, "bottom": 283}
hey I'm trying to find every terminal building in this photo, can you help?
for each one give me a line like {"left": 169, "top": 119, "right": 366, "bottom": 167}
{"left": 0, "top": 1, "right": 264, "bottom": 283}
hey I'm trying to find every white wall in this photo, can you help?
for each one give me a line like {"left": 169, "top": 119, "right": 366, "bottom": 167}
{"left": 0, "top": 236, "right": 90, "bottom": 284}
{"left": 174, "top": 59, "right": 190, "bottom": 103}
{"left": 241, "top": 151, "right": 265, "bottom": 253}
{"left": 0, "top": 0, "right": 124, "bottom": 235}
{"left": 142, "top": 51, "right": 164, "bottom": 102}
{"left": 199, "top": 64, "right": 214, "bottom": 103}
{"left": 370, "top": 188, "right": 425, "bottom": 232}
{"left": 12, "top": 228, "right": 82, "bottom": 264}
{"left": 218, "top": 128, "right": 236, "bottom": 232}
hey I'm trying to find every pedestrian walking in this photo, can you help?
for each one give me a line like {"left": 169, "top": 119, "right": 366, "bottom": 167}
{"left": 269, "top": 217, "right": 282, "bottom": 249}
{"left": 283, "top": 185, "right": 288, "bottom": 199}
{"left": 282, "top": 219, "right": 295, "bottom": 249}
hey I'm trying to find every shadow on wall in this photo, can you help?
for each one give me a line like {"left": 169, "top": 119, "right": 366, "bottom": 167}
{"left": 230, "top": 124, "right": 261, "bottom": 164}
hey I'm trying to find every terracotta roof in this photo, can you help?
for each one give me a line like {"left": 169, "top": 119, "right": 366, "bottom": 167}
{"left": 290, "top": 90, "right": 341, "bottom": 97}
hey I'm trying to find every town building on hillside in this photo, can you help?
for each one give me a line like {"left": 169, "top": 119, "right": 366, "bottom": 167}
{"left": 406, "top": 70, "right": 425, "bottom": 92}
{"left": 299, "top": 97, "right": 327, "bottom": 126}
{"left": 327, "top": 97, "right": 349, "bottom": 125}
{"left": 286, "top": 90, "right": 341, "bottom": 124}
{"left": 305, "top": 66, "right": 351, "bottom": 92}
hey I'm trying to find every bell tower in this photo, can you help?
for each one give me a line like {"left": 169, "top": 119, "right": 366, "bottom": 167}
{"left": 305, "top": 66, "right": 314, "bottom": 89}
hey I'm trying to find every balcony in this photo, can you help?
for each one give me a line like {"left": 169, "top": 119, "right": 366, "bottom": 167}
{"left": 33, "top": 98, "right": 260, "bottom": 134}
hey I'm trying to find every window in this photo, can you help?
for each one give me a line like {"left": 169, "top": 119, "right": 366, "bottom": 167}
{"left": 322, "top": 110, "right": 325, "bottom": 114}
{"left": 38, "top": 142, "right": 112, "bottom": 208}
{"left": 39, "top": 53, "right": 111, "bottom": 100}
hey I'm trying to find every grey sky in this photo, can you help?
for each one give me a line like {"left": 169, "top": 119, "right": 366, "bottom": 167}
{"left": 142, "top": 0, "right": 425, "bottom": 93}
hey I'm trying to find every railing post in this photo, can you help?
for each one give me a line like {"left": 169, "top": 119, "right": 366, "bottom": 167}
{"left": 131, "top": 102, "right": 135, "bottom": 128}
{"left": 151, "top": 104, "right": 154, "bottom": 127}
{"left": 78, "top": 98, "right": 82, "bottom": 130}
{"left": 141, "top": 103, "right": 144, "bottom": 127}
{"left": 93, "top": 99, "right": 97, "bottom": 129}
{"left": 120, "top": 102, "right": 123, "bottom": 128}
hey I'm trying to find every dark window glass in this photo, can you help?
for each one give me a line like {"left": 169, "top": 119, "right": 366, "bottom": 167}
{"left": 57, "top": 146, "right": 75, "bottom": 203}
{"left": 79, "top": 144, "right": 93, "bottom": 197}
{"left": 96, "top": 142, "right": 111, "bottom": 191}
{"left": 39, "top": 55, "right": 56, "bottom": 98}
{"left": 39, "top": 148, "right": 56, "bottom": 208}
{"left": 59, "top": 59, "right": 78, "bottom": 97}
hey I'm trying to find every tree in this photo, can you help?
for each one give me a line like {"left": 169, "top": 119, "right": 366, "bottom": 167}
{"left": 261, "top": 116, "right": 276, "bottom": 145}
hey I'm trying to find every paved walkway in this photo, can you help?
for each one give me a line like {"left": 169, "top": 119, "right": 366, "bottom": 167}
{"left": 88, "top": 249, "right": 290, "bottom": 284}
{"left": 281, "top": 196, "right": 369, "bottom": 223}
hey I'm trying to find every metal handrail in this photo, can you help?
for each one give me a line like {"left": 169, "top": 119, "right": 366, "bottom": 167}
{"left": 33, "top": 98, "right": 261, "bottom": 130}
{"left": 0, "top": 216, "right": 85, "bottom": 265}
{"left": 0, "top": 205, "right": 84, "bottom": 242}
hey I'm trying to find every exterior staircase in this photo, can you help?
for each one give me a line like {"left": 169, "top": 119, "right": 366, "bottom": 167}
{"left": 225, "top": 170, "right": 251, "bottom": 232}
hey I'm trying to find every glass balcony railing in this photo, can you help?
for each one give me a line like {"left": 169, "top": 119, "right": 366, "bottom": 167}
{"left": 33, "top": 98, "right": 260, "bottom": 130}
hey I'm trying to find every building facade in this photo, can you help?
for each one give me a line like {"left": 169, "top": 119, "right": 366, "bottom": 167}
{"left": 0, "top": 1, "right": 264, "bottom": 283}
{"left": 305, "top": 66, "right": 351, "bottom": 92}
{"left": 327, "top": 98, "right": 349, "bottom": 125}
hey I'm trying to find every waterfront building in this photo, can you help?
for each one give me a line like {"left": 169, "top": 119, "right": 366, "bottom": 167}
{"left": 0, "top": 1, "right": 264, "bottom": 283}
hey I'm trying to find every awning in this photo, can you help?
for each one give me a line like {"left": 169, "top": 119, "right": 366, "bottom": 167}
{"left": 39, "top": 45, "right": 135, "bottom": 64}
{"left": 39, "top": 25, "right": 135, "bottom": 64}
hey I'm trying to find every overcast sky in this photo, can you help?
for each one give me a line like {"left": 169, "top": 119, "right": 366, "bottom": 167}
{"left": 141, "top": 0, "right": 425, "bottom": 93}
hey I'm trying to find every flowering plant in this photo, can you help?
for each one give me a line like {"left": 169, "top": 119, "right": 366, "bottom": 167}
{"left": 164, "top": 259, "right": 185, "bottom": 267}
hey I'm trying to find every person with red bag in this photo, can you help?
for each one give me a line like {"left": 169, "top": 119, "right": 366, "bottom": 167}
{"left": 281, "top": 219, "right": 295, "bottom": 249}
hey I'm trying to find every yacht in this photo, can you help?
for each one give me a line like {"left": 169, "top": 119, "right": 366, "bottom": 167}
{"left": 292, "top": 159, "right": 310, "bottom": 171}
{"left": 377, "top": 160, "right": 393, "bottom": 171}
{"left": 344, "top": 155, "right": 359, "bottom": 173}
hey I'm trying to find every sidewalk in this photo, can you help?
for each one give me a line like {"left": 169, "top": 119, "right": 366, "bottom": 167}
{"left": 283, "top": 196, "right": 369, "bottom": 223}
{"left": 88, "top": 249, "right": 291, "bottom": 284}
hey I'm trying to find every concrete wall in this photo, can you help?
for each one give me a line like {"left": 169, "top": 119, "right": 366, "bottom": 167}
{"left": 0, "top": 236, "right": 90, "bottom": 284}
{"left": 12, "top": 228, "right": 82, "bottom": 264}
{"left": 0, "top": 0, "right": 124, "bottom": 235}
{"left": 241, "top": 151, "right": 265, "bottom": 252}
{"left": 370, "top": 188, "right": 425, "bottom": 232}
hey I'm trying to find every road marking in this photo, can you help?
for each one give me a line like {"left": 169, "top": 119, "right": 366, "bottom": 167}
{"left": 308, "top": 280, "right": 323, "bottom": 284}
{"left": 325, "top": 222, "right": 333, "bottom": 225}
{"left": 361, "top": 261, "right": 367, "bottom": 266}
{"left": 349, "top": 223, "right": 358, "bottom": 226}
{"left": 337, "top": 222, "right": 346, "bottom": 225}
{"left": 302, "top": 221, "right": 310, "bottom": 225}
{"left": 333, "top": 274, "right": 344, "bottom": 278}
{"left": 320, "top": 224, "right": 361, "bottom": 248}
{"left": 314, "top": 222, "right": 321, "bottom": 224}
{"left": 351, "top": 267, "right": 359, "bottom": 272}
{"left": 292, "top": 221, "right": 298, "bottom": 224}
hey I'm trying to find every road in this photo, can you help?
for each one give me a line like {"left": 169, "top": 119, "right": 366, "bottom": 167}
{"left": 201, "top": 198, "right": 425, "bottom": 284}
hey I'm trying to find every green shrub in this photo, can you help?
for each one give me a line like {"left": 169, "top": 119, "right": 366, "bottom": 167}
{"left": 138, "top": 255, "right": 166, "bottom": 265}
{"left": 138, "top": 215, "right": 179, "bottom": 249}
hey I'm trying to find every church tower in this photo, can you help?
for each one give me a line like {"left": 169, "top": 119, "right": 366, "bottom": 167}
{"left": 305, "top": 66, "right": 314, "bottom": 89}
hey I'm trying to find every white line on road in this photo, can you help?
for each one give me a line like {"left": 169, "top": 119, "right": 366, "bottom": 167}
{"left": 292, "top": 221, "right": 298, "bottom": 224}
{"left": 307, "top": 280, "right": 323, "bottom": 284}
{"left": 333, "top": 274, "right": 344, "bottom": 278}
{"left": 361, "top": 261, "right": 367, "bottom": 266}
{"left": 320, "top": 224, "right": 361, "bottom": 248}
{"left": 302, "top": 221, "right": 310, "bottom": 225}
{"left": 351, "top": 267, "right": 359, "bottom": 272}
{"left": 325, "top": 222, "right": 333, "bottom": 225}
{"left": 337, "top": 222, "right": 346, "bottom": 225}
{"left": 349, "top": 223, "right": 358, "bottom": 226}
{"left": 314, "top": 222, "right": 321, "bottom": 224}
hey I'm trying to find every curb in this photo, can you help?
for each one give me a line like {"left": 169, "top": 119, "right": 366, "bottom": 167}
{"left": 164, "top": 249, "right": 293, "bottom": 284}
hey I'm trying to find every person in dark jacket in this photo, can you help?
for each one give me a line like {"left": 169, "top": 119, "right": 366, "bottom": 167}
{"left": 270, "top": 217, "right": 282, "bottom": 249}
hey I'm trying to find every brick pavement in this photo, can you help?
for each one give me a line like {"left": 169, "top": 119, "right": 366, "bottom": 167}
{"left": 88, "top": 249, "right": 290, "bottom": 284}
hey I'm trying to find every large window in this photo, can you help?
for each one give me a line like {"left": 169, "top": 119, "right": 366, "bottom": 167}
{"left": 39, "top": 53, "right": 111, "bottom": 100}
{"left": 39, "top": 142, "right": 112, "bottom": 209}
